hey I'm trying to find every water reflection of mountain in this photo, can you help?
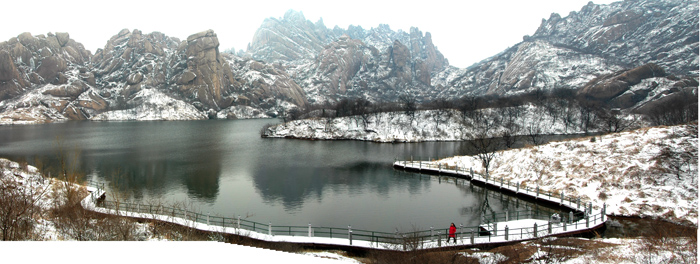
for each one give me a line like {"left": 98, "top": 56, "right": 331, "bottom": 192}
{"left": 251, "top": 161, "right": 433, "bottom": 212}
{"left": 394, "top": 172, "right": 561, "bottom": 226}
{"left": 1, "top": 121, "right": 226, "bottom": 203}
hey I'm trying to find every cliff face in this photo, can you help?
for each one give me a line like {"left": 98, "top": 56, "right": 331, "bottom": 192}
{"left": 434, "top": 0, "right": 698, "bottom": 112}
{"left": 0, "top": 1, "right": 697, "bottom": 123}
{"left": 248, "top": 10, "right": 334, "bottom": 62}
{"left": 246, "top": 10, "right": 450, "bottom": 104}
{"left": 0, "top": 29, "right": 308, "bottom": 123}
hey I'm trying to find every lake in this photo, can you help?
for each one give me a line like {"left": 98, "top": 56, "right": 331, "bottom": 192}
{"left": 0, "top": 119, "right": 561, "bottom": 232}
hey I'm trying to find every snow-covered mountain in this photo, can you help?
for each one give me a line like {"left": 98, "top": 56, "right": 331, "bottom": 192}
{"left": 436, "top": 0, "right": 698, "bottom": 114}
{"left": 0, "top": 29, "right": 307, "bottom": 123}
{"left": 0, "top": 0, "right": 697, "bottom": 124}
{"left": 246, "top": 10, "right": 449, "bottom": 105}
{"left": 245, "top": 0, "right": 697, "bottom": 115}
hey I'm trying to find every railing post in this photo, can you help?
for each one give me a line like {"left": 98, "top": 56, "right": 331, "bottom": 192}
{"left": 237, "top": 215, "right": 241, "bottom": 229}
{"left": 500, "top": 178, "right": 503, "bottom": 189}
{"left": 207, "top": 213, "right": 210, "bottom": 225}
{"left": 308, "top": 223, "right": 312, "bottom": 237}
{"left": 589, "top": 202, "right": 593, "bottom": 215}
{"left": 548, "top": 221, "right": 552, "bottom": 234}
{"left": 459, "top": 223, "right": 463, "bottom": 243}
{"left": 516, "top": 182, "right": 520, "bottom": 193}
{"left": 569, "top": 211, "right": 574, "bottom": 224}
{"left": 563, "top": 220, "right": 567, "bottom": 231}
{"left": 505, "top": 226, "right": 509, "bottom": 241}
{"left": 438, "top": 231, "right": 442, "bottom": 247}
{"left": 430, "top": 226, "right": 434, "bottom": 241}
{"left": 586, "top": 213, "right": 590, "bottom": 228}
{"left": 348, "top": 225, "right": 353, "bottom": 245}
{"left": 470, "top": 230, "right": 474, "bottom": 245}
{"left": 577, "top": 198, "right": 580, "bottom": 209}
{"left": 560, "top": 192, "right": 564, "bottom": 206}
{"left": 536, "top": 186, "right": 539, "bottom": 199}
{"left": 603, "top": 203, "right": 606, "bottom": 216}
{"left": 493, "top": 222, "right": 498, "bottom": 236}
{"left": 269, "top": 222, "right": 272, "bottom": 236}
{"left": 533, "top": 223, "right": 538, "bottom": 238}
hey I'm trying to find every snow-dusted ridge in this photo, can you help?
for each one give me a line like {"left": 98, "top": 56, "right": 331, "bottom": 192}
{"left": 263, "top": 105, "right": 644, "bottom": 142}
{"left": 434, "top": 124, "right": 698, "bottom": 226}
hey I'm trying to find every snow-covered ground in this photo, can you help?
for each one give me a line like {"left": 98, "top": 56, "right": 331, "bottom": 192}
{"left": 435, "top": 124, "right": 698, "bottom": 226}
{"left": 263, "top": 105, "right": 642, "bottom": 142}
{"left": 2, "top": 241, "right": 361, "bottom": 263}
{"left": 459, "top": 236, "right": 696, "bottom": 264}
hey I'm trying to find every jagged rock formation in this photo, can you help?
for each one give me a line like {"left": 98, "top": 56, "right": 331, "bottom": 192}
{"left": 0, "top": 0, "right": 697, "bottom": 124}
{"left": 0, "top": 31, "right": 94, "bottom": 122}
{"left": 246, "top": 10, "right": 449, "bottom": 104}
{"left": 248, "top": 10, "right": 334, "bottom": 62}
{"left": 435, "top": 0, "right": 697, "bottom": 112}
{"left": 0, "top": 29, "right": 307, "bottom": 123}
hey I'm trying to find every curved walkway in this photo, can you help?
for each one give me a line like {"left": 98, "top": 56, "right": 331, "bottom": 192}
{"left": 79, "top": 160, "right": 607, "bottom": 251}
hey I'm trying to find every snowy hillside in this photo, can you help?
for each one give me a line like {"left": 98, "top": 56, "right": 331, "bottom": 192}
{"left": 436, "top": 124, "right": 698, "bottom": 226}
{"left": 90, "top": 89, "right": 207, "bottom": 121}
{"left": 263, "top": 104, "right": 642, "bottom": 142}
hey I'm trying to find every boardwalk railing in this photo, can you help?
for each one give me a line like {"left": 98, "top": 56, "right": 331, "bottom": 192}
{"left": 79, "top": 159, "right": 607, "bottom": 250}
{"left": 393, "top": 159, "right": 593, "bottom": 212}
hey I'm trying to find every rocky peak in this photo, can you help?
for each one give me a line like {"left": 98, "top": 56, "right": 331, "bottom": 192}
{"left": 0, "top": 32, "right": 91, "bottom": 100}
{"left": 531, "top": 0, "right": 698, "bottom": 75}
{"left": 248, "top": 10, "right": 450, "bottom": 103}
{"left": 248, "top": 10, "right": 334, "bottom": 62}
{"left": 435, "top": 0, "right": 697, "bottom": 115}
{"left": 179, "top": 29, "right": 236, "bottom": 110}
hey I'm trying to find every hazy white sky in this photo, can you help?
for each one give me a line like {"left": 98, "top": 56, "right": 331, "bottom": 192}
{"left": 3, "top": 0, "right": 617, "bottom": 68}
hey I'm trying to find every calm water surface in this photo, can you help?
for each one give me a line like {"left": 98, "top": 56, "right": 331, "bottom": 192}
{"left": 0, "top": 119, "right": 560, "bottom": 232}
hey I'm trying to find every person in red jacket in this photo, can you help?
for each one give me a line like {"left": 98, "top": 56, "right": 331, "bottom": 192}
{"left": 448, "top": 223, "right": 457, "bottom": 244}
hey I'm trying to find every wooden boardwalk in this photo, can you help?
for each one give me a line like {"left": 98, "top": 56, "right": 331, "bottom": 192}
{"left": 78, "top": 161, "right": 607, "bottom": 251}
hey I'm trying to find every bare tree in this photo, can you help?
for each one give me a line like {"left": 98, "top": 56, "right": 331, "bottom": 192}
{"left": 598, "top": 109, "right": 635, "bottom": 133}
{"left": 647, "top": 88, "right": 699, "bottom": 126}
{"left": 576, "top": 99, "right": 600, "bottom": 134}
{"left": 426, "top": 98, "right": 453, "bottom": 130}
{"left": 457, "top": 95, "right": 481, "bottom": 121}
{"left": 0, "top": 174, "right": 47, "bottom": 240}
{"left": 398, "top": 94, "right": 417, "bottom": 120}
{"left": 500, "top": 130, "right": 518, "bottom": 149}
{"left": 527, "top": 119, "right": 543, "bottom": 145}
{"left": 468, "top": 113, "right": 502, "bottom": 176}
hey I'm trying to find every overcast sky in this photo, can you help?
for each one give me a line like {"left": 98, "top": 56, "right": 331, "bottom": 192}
{"left": 3, "top": 0, "right": 617, "bottom": 68}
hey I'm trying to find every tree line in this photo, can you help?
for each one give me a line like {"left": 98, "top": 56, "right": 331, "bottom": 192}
{"left": 280, "top": 87, "right": 696, "bottom": 129}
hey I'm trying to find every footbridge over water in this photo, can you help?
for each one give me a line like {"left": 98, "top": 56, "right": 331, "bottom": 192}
{"left": 79, "top": 160, "right": 607, "bottom": 251}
